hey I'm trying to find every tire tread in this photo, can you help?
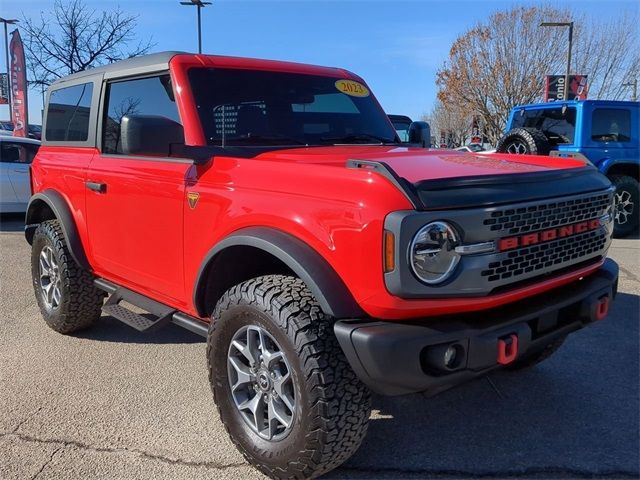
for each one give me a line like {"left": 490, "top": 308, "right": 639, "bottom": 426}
{"left": 31, "top": 220, "right": 103, "bottom": 334}
{"left": 496, "top": 127, "right": 551, "bottom": 155}
{"left": 207, "top": 274, "right": 371, "bottom": 479}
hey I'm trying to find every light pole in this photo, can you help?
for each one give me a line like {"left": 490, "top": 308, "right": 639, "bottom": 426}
{"left": 179, "top": 0, "right": 211, "bottom": 54}
{"left": 540, "top": 21, "right": 574, "bottom": 101}
{"left": 0, "top": 17, "right": 18, "bottom": 116}
{"left": 622, "top": 80, "right": 637, "bottom": 102}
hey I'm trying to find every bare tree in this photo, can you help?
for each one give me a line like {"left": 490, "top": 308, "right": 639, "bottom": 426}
{"left": 435, "top": 6, "right": 640, "bottom": 144}
{"left": 104, "top": 97, "right": 142, "bottom": 152}
{"left": 424, "top": 100, "right": 473, "bottom": 147}
{"left": 572, "top": 14, "right": 640, "bottom": 99}
{"left": 22, "top": 0, "right": 154, "bottom": 89}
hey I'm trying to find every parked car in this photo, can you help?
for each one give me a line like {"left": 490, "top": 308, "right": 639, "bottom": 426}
{"left": 26, "top": 52, "right": 618, "bottom": 479}
{"left": 388, "top": 114, "right": 431, "bottom": 147}
{"left": 455, "top": 143, "right": 485, "bottom": 153}
{"left": 388, "top": 114, "right": 412, "bottom": 142}
{"left": 497, "top": 100, "right": 639, "bottom": 237}
{"left": 28, "top": 124, "right": 42, "bottom": 140}
{"left": 0, "top": 120, "right": 14, "bottom": 136}
{"left": 0, "top": 136, "right": 39, "bottom": 212}
{"left": 0, "top": 121, "right": 43, "bottom": 140}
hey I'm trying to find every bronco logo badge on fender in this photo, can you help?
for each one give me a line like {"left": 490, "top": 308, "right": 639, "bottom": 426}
{"left": 498, "top": 219, "right": 602, "bottom": 251}
{"left": 187, "top": 192, "right": 200, "bottom": 209}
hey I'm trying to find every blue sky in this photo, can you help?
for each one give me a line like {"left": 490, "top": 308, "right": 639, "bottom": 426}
{"left": 2, "top": 0, "right": 638, "bottom": 124}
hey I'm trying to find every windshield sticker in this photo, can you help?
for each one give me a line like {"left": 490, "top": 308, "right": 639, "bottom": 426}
{"left": 335, "top": 79, "right": 370, "bottom": 97}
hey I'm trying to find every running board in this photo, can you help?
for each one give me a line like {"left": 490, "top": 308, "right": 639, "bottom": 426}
{"left": 95, "top": 279, "right": 209, "bottom": 337}
{"left": 101, "top": 286, "right": 175, "bottom": 333}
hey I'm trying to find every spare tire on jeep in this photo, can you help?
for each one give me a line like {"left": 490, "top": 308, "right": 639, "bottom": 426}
{"left": 496, "top": 127, "right": 551, "bottom": 156}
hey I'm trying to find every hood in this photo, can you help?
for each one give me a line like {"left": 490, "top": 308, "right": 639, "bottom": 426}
{"left": 254, "top": 146, "right": 588, "bottom": 183}
{"left": 254, "top": 146, "right": 609, "bottom": 210}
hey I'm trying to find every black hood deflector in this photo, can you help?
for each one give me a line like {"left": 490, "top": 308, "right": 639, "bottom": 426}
{"left": 347, "top": 160, "right": 611, "bottom": 210}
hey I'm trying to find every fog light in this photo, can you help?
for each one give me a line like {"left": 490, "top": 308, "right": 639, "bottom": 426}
{"left": 421, "top": 342, "right": 466, "bottom": 374}
{"left": 444, "top": 345, "right": 459, "bottom": 368}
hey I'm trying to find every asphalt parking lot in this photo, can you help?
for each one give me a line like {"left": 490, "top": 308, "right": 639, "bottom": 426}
{"left": 1, "top": 213, "right": 638, "bottom": 480}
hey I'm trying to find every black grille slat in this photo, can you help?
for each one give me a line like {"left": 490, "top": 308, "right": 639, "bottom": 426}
{"left": 484, "top": 192, "right": 612, "bottom": 235}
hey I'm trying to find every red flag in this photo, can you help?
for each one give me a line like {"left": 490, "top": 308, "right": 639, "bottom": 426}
{"left": 10, "top": 29, "right": 29, "bottom": 137}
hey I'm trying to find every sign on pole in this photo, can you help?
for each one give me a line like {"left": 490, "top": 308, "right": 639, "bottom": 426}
{"left": 544, "top": 75, "right": 588, "bottom": 102}
{"left": 9, "top": 29, "right": 29, "bottom": 137}
{"left": 0, "top": 73, "right": 8, "bottom": 105}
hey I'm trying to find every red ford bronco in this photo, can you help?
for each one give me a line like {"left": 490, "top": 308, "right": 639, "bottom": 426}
{"left": 26, "top": 52, "right": 618, "bottom": 479}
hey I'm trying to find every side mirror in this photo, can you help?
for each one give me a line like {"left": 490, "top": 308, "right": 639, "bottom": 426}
{"left": 121, "top": 115, "right": 184, "bottom": 157}
{"left": 408, "top": 121, "right": 431, "bottom": 148}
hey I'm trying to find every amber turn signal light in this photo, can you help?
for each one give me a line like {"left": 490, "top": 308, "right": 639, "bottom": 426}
{"left": 384, "top": 230, "right": 395, "bottom": 273}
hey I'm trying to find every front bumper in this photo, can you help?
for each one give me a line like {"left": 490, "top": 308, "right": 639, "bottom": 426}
{"left": 335, "top": 258, "right": 619, "bottom": 396}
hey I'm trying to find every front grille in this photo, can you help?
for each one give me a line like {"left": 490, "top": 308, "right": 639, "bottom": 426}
{"left": 481, "top": 228, "right": 608, "bottom": 283}
{"left": 483, "top": 191, "right": 612, "bottom": 236}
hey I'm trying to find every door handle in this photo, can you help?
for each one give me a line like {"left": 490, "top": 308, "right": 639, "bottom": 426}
{"left": 86, "top": 181, "right": 107, "bottom": 193}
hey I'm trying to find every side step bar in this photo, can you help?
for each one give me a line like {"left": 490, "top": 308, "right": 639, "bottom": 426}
{"left": 94, "top": 279, "right": 208, "bottom": 338}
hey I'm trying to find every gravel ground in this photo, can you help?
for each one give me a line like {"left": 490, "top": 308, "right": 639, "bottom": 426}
{"left": 1, "top": 214, "right": 638, "bottom": 479}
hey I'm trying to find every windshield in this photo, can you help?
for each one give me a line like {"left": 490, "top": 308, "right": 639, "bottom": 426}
{"left": 188, "top": 68, "right": 398, "bottom": 147}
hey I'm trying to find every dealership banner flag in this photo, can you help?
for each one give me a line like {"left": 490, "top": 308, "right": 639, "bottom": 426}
{"left": 10, "top": 29, "right": 29, "bottom": 137}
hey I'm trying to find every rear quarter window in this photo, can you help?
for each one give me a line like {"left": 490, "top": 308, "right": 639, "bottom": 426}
{"left": 45, "top": 82, "right": 93, "bottom": 142}
{"left": 591, "top": 108, "right": 632, "bottom": 142}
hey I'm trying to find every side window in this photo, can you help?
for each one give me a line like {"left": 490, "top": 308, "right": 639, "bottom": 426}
{"left": 102, "top": 75, "right": 182, "bottom": 155}
{"left": 592, "top": 108, "right": 631, "bottom": 142}
{"left": 45, "top": 83, "right": 93, "bottom": 141}
{"left": 1, "top": 142, "right": 39, "bottom": 164}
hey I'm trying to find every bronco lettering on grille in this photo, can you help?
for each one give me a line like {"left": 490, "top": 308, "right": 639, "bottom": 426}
{"left": 498, "top": 219, "right": 601, "bottom": 251}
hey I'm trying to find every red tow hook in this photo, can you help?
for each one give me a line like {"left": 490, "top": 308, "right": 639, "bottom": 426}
{"left": 595, "top": 295, "right": 610, "bottom": 321}
{"left": 497, "top": 334, "right": 519, "bottom": 365}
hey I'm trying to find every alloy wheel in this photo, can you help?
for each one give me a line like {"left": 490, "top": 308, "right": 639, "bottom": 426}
{"left": 227, "top": 325, "right": 295, "bottom": 441}
{"left": 506, "top": 141, "right": 528, "bottom": 154}
{"left": 614, "top": 189, "right": 635, "bottom": 225}
{"left": 39, "top": 245, "right": 62, "bottom": 310}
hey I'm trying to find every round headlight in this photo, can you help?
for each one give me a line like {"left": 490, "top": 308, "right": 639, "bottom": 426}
{"left": 410, "top": 221, "right": 460, "bottom": 285}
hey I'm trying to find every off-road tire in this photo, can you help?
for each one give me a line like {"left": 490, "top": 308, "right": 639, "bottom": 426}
{"left": 496, "top": 127, "right": 551, "bottom": 156}
{"left": 207, "top": 275, "right": 371, "bottom": 479}
{"left": 31, "top": 220, "right": 103, "bottom": 334}
{"left": 507, "top": 336, "right": 566, "bottom": 370}
{"left": 610, "top": 174, "right": 639, "bottom": 238}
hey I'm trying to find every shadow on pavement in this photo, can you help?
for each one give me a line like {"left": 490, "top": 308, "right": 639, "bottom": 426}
{"left": 77, "top": 315, "right": 205, "bottom": 344}
{"left": 0, "top": 213, "right": 25, "bottom": 232}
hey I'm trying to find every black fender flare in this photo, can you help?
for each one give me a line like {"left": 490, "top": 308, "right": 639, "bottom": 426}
{"left": 25, "top": 190, "right": 91, "bottom": 271}
{"left": 193, "top": 227, "right": 364, "bottom": 319}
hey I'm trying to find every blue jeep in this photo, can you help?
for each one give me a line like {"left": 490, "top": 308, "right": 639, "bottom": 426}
{"left": 497, "top": 100, "right": 639, "bottom": 237}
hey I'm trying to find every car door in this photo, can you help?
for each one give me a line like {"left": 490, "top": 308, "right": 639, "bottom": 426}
{"left": 85, "top": 73, "right": 190, "bottom": 303}
{"left": 1, "top": 140, "right": 38, "bottom": 203}
{"left": 0, "top": 139, "right": 20, "bottom": 207}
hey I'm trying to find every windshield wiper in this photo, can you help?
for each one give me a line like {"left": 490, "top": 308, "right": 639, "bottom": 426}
{"left": 320, "top": 133, "right": 397, "bottom": 145}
